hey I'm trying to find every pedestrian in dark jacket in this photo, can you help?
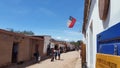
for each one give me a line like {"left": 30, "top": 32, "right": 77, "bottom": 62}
{"left": 34, "top": 51, "right": 40, "bottom": 63}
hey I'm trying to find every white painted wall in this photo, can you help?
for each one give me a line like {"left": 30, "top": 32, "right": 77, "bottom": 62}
{"left": 50, "top": 42, "right": 55, "bottom": 48}
{"left": 43, "top": 36, "right": 51, "bottom": 54}
{"left": 83, "top": 0, "right": 120, "bottom": 68}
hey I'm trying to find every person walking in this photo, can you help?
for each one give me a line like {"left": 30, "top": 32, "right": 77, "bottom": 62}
{"left": 51, "top": 48, "right": 55, "bottom": 61}
{"left": 54, "top": 44, "right": 61, "bottom": 60}
{"left": 50, "top": 43, "right": 55, "bottom": 62}
{"left": 57, "top": 48, "right": 61, "bottom": 60}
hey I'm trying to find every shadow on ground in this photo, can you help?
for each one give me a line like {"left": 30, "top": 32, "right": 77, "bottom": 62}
{"left": 3, "top": 56, "right": 51, "bottom": 68}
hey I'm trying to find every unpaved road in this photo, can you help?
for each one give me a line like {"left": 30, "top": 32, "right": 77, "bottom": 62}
{"left": 26, "top": 51, "right": 81, "bottom": 68}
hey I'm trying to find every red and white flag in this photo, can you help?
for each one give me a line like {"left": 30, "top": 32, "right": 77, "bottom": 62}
{"left": 67, "top": 16, "right": 76, "bottom": 28}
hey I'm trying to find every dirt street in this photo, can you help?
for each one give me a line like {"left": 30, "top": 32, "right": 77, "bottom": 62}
{"left": 26, "top": 51, "right": 81, "bottom": 68}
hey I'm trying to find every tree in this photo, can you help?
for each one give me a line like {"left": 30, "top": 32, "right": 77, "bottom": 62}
{"left": 16, "top": 30, "right": 34, "bottom": 35}
{"left": 6, "top": 28, "right": 34, "bottom": 35}
{"left": 6, "top": 28, "right": 14, "bottom": 32}
{"left": 70, "top": 40, "right": 83, "bottom": 49}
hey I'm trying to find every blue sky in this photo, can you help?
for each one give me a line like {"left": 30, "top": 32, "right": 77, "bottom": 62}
{"left": 0, "top": 0, "right": 84, "bottom": 41}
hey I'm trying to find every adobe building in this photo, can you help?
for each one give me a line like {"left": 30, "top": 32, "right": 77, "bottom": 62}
{"left": 33, "top": 35, "right": 52, "bottom": 56}
{"left": 0, "top": 29, "right": 44, "bottom": 67}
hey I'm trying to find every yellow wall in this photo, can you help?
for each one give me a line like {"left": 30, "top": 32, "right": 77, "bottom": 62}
{"left": 96, "top": 53, "right": 120, "bottom": 68}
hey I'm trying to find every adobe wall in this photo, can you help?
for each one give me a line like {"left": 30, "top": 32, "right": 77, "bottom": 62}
{"left": 17, "top": 37, "right": 31, "bottom": 62}
{"left": 0, "top": 33, "right": 13, "bottom": 66}
{"left": 0, "top": 30, "right": 45, "bottom": 67}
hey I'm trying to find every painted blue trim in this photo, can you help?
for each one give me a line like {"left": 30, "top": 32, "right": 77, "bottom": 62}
{"left": 97, "top": 22, "right": 120, "bottom": 55}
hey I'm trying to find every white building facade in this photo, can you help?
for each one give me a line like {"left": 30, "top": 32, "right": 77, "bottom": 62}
{"left": 82, "top": 0, "right": 120, "bottom": 68}
{"left": 43, "top": 35, "right": 51, "bottom": 54}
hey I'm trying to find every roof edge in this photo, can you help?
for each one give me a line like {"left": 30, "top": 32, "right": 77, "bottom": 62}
{"left": 82, "top": 0, "right": 91, "bottom": 36}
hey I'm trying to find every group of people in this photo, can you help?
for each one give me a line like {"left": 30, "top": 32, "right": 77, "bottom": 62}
{"left": 51, "top": 44, "right": 61, "bottom": 62}
{"left": 33, "top": 43, "right": 61, "bottom": 63}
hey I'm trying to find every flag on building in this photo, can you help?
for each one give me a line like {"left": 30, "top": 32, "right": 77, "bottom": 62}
{"left": 67, "top": 16, "right": 76, "bottom": 28}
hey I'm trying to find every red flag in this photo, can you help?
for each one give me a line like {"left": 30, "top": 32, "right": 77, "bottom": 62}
{"left": 67, "top": 16, "right": 76, "bottom": 28}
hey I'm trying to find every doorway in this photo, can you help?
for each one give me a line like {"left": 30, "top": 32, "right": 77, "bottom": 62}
{"left": 35, "top": 44, "right": 39, "bottom": 51}
{"left": 12, "top": 42, "right": 19, "bottom": 63}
